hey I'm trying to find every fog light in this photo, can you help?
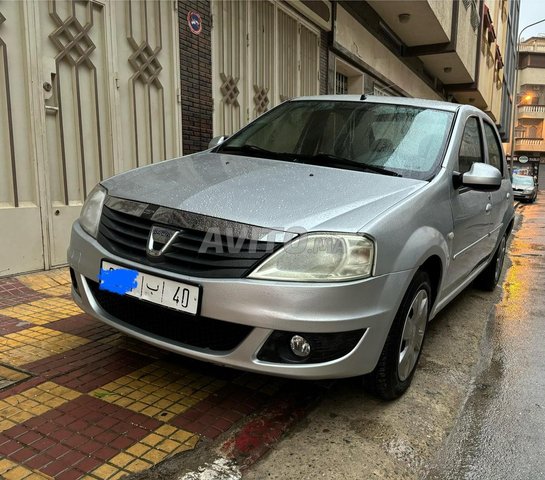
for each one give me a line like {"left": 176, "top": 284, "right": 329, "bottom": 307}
{"left": 290, "top": 335, "right": 311, "bottom": 358}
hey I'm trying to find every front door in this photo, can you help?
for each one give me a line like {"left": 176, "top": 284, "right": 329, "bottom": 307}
{"left": 447, "top": 116, "right": 492, "bottom": 295}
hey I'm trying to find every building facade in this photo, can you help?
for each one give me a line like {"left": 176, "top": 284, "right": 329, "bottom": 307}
{"left": 0, "top": 0, "right": 520, "bottom": 276}
{"left": 180, "top": 0, "right": 520, "bottom": 150}
{"left": 509, "top": 36, "right": 545, "bottom": 179}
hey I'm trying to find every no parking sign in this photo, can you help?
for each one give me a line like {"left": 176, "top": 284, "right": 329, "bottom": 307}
{"left": 187, "top": 11, "right": 202, "bottom": 35}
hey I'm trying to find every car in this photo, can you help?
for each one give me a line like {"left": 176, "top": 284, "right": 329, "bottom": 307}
{"left": 68, "top": 95, "right": 514, "bottom": 400}
{"left": 512, "top": 173, "right": 537, "bottom": 203}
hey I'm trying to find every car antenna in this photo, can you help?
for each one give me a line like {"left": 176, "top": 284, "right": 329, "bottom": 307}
{"left": 360, "top": 94, "right": 367, "bottom": 101}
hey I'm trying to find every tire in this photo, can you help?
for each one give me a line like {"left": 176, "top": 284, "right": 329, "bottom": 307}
{"left": 475, "top": 232, "right": 507, "bottom": 291}
{"left": 364, "top": 271, "right": 431, "bottom": 400}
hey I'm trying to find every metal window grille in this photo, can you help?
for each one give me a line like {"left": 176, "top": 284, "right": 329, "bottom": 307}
{"left": 335, "top": 72, "right": 348, "bottom": 94}
{"left": 373, "top": 84, "right": 390, "bottom": 96}
{"left": 470, "top": 0, "right": 480, "bottom": 32}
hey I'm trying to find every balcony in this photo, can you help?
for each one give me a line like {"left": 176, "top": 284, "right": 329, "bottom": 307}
{"left": 367, "top": 0, "right": 478, "bottom": 85}
{"left": 517, "top": 105, "right": 545, "bottom": 120}
{"left": 514, "top": 138, "right": 545, "bottom": 153}
{"left": 366, "top": 1, "right": 451, "bottom": 47}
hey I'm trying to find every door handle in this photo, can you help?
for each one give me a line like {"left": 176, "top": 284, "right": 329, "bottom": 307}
{"left": 485, "top": 203, "right": 492, "bottom": 213}
{"left": 506, "top": 192, "right": 510, "bottom": 199}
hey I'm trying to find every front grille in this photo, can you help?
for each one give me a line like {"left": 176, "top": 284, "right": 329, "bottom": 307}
{"left": 97, "top": 205, "right": 282, "bottom": 278}
{"left": 88, "top": 280, "right": 252, "bottom": 351}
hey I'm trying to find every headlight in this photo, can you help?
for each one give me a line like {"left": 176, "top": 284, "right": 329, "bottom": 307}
{"left": 248, "top": 233, "right": 374, "bottom": 282}
{"left": 524, "top": 188, "right": 534, "bottom": 193}
{"left": 79, "top": 184, "right": 107, "bottom": 238}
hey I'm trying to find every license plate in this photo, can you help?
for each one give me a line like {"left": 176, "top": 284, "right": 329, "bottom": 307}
{"left": 101, "top": 261, "right": 200, "bottom": 315}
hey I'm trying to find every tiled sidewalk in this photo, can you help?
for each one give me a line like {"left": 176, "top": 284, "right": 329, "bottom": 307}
{"left": 0, "top": 269, "right": 281, "bottom": 479}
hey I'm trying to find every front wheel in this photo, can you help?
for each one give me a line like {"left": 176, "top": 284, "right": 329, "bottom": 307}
{"left": 364, "top": 271, "right": 431, "bottom": 400}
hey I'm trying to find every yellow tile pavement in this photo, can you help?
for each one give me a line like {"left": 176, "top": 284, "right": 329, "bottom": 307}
{"left": 0, "top": 326, "right": 89, "bottom": 367}
{"left": 88, "top": 424, "right": 198, "bottom": 479}
{"left": 0, "top": 297, "right": 82, "bottom": 325}
{"left": 0, "top": 365, "right": 30, "bottom": 383}
{"left": 0, "top": 458, "right": 53, "bottom": 480}
{"left": 40, "top": 284, "right": 72, "bottom": 297}
{"left": 18, "top": 269, "right": 71, "bottom": 292}
{"left": 92, "top": 361, "right": 225, "bottom": 421}
{"left": 0, "top": 382, "right": 80, "bottom": 432}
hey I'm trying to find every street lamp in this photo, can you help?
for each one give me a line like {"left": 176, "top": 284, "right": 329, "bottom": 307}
{"left": 509, "top": 18, "right": 545, "bottom": 174}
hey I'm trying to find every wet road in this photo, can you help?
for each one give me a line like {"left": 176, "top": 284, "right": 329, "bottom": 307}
{"left": 426, "top": 197, "right": 545, "bottom": 480}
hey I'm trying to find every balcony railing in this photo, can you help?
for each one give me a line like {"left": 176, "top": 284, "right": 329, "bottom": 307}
{"left": 514, "top": 137, "right": 545, "bottom": 153}
{"left": 519, "top": 45, "right": 545, "bottom": 53}
{"left": 518, "top": 105, "right": 545, "bottom": 113}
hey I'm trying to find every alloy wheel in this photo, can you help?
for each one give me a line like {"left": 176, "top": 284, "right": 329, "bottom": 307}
{"left": 398, "top": 289, "right": 429, "bottom": 381}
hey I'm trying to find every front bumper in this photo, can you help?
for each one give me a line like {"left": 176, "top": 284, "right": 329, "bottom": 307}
{"left": 68, "top": 221, "right": 415, "bottom": 379}
{"left": 513, "top": 190, "right": 535, "bottom": 200}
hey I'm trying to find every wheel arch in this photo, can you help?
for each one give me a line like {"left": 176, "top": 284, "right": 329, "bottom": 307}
{"left": 418, "top": 255, "right": 443, "bottom": 311}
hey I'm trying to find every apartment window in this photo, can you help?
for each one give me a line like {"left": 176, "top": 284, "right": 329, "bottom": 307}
{"left": 333, "top": 58, "right": 364, "bottom": 95}
{"left": 335, "top": 72, "right": 348, "bottom": 94}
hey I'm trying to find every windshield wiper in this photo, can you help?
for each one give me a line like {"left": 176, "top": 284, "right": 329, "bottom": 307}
{"left": 218, "top": 144, "right": 282, "bottom": 159}
{"left": 292, "top": 153, "right": 402, "bottom": 177}
{"left": 217, "top": 147, "right": 401, "bottom": 177}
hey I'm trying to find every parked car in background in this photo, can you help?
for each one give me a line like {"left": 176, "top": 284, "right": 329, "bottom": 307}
{"left": 68, "top": 95, "right": 514, "bottom": 400}
{"left": 512, "top": 174, "right": 537, "bottom": 203}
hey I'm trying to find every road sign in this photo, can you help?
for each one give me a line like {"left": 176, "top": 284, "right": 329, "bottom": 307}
{"left": 187, "top": 11, "right": 202, "bottom": 35}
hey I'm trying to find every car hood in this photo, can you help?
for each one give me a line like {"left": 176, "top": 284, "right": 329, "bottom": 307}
{"left": 512, "top": 183, "right": 535, "bottom": 190}
{"left": 102, "top": 153, "right": 426, "bottom": 233}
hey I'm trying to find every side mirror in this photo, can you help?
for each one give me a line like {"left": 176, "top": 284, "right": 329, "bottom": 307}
{"left": 208, "top": 135, "right": 229, "bottom": 149}
{"left": 457, "top": 162, "right": 502, "bottom": 191}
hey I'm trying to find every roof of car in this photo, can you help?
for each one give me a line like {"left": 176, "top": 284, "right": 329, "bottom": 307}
{"left": 293, "top": 95, "right": 468, "bottom": 113}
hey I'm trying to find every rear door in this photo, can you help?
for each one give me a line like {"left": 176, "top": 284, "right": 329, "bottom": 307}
{"left": 482, "top": 119, "right": 512, "bottom": 249}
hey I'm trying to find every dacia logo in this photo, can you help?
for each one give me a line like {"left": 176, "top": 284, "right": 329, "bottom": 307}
{"left": 147, "top": 225, "right": 180, "bottom": 259}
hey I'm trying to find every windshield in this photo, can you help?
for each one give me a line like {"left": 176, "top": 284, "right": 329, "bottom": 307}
{"left": 217, "top": 100, "right": 454, "bottom": 180}
{"left": 513, "top": 174, "right": 534, "bottom": 187}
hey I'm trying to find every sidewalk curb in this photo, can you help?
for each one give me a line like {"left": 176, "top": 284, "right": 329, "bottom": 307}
{"left": 129, "top": 382, "right": 329, "bottom": 479}
{"left": 219, "top": 388, "right": 321, "bottom": 470}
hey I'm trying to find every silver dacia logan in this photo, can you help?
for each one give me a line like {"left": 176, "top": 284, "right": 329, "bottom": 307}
{"left": 68, "top": 96, "right": 514, "bottom": 399}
